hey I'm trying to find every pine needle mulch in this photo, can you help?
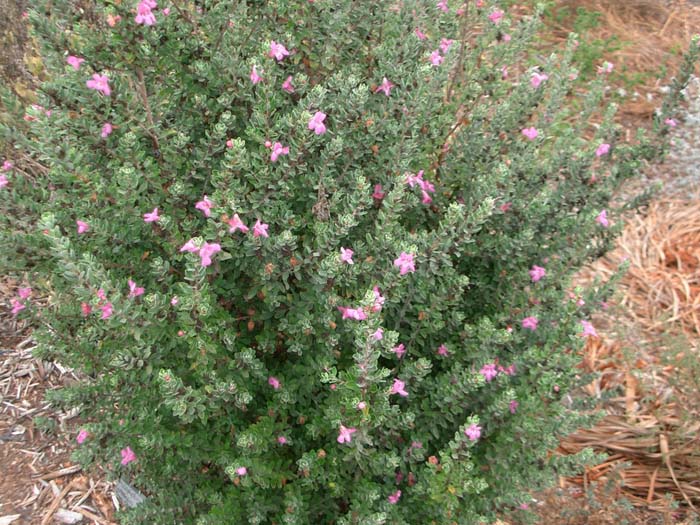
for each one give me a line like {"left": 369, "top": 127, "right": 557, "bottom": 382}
{"left": 545, "top": 0, "right": 700, "bottom": 120}
{"left": 554, "top": 198, "right": 700, "bottom": 520}
{"left": 541, "top": 7, "right": 700, "bottom": 517}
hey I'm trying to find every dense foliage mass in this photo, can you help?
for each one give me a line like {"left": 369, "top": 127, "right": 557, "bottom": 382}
{"left": 2, "top": 1, "right": 696, "bottom": 523}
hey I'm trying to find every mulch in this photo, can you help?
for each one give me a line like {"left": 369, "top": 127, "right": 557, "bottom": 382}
{"left": 0, "top": 289, "right": 117, "bottom": 525}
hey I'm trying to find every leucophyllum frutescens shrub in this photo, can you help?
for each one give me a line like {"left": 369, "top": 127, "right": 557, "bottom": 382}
{"left": 2, "top": 0, "right": 697, "bottom": 523}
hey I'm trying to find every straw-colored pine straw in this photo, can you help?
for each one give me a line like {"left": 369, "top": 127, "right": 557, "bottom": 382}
{"left": 547, "top": 0, "right": 700, "bottom": 118}
{"left": 556, "top": 198, "right": 700, "bottom": 516}
{"left": 583, "top": 199, "right": 700, "bottom": 337}
{"left": 559, "top": 412, "right": 700, "bottom": 511}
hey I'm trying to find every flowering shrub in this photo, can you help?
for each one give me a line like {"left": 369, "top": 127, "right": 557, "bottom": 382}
{"left": 2, "top": 1, "right": 697, "bottom": 523}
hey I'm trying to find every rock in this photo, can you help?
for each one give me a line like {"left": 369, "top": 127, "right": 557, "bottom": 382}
{"left": 115, "top": 479, "right": 146, "bottom": 508}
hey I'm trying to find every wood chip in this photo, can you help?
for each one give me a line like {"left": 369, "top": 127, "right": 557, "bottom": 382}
{"left": 41, "top": 480, "right": 75, "bottom": 525}
{"left": 37, "top": 464, "right": 82, "bottom": 481}
{"left": 54, "top": 509, "right": 83, "bottom": 524}
{"left": 75, "top": 507, "right": 111, "bottom": 525}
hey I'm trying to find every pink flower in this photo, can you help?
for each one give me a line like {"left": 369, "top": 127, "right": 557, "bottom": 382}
{"left": 86, "top": 74, "right": 111, "bottom": 96}
{"left": 406, "top": 172, "right": 422, "bottom": 188}
{"left": 162, "top": 7, "right": 170, "bottom": 15}
{"left": 392, "top": 343, "right": 406, "bottom": 358}
{"left": 270, "top": 142, "right": 289, "bottom": 162}
{"left": 580, "top": 320, "right": 598, "bottom": 338}
{"left": 135, "top": 0, "right": 157, "bottom": 26}
{"left": 390, "top": 378, "right": 409, "bottom": 397}
{"left": 388, "top": 489, "right": 402, "bottom": 504}
{"left": 665, "top": 118, "right": 677, "bottom": 127}
{"left": 282, "top": 75, "right": 295, "bottom": 93}
{"left": 394, "top": 252, "right": 416, "bottom": 275}
{"left": 18, "top": 287, "right": 32, "bottom": 300}
{"left": 499, "top": 67, "right": 508, "bottom": 84}
{"left": 195, "top": 195, "right": 214, "bottom": 217}
{"left": 464, "top": 423, "right": 482, "bottom": 441}
{"left": 529, "top": 265, "right": 546, "bottom": 282}
{"left": 76, "top": 429, "right": 89, "bottom": 444}
{"left": 268, "top": 376, "right": 281, "bottom": 389}
{"left": 440, "top": 38, "right": 454, "bottom": 54}
{"left": 372, "top": 286, "right": 385, "bottom": 312}
{"left": 199, "top": 242, "right": 222, "bottom": 267}
{"left": 1, "top": 160, "right": 12, "bottom": 171}
{"left": 406, "top": 170, "right": 435, "bottom": 204}
{"left": 66, "top": 56, "right": 85, "bottom": 70}
{"left": 0, "top": 175, "right": 8, "bottom": 189}
{"left": 253, "top": 220, "right": 269, "bottom": 238}
{"left": 372, "top": 328, "right": 383, "bottom": 340}
{"left": 269, "top": 40, "right": 290, "bottom": 61}
{"left": 375, "top": 77, "right": 395, "bottom": 96}
{"left": 128, "top": 279, "right": 145, "bottom": 298}
{"left": 100, "top": 302, "right": 113, "bottom": 319}
{"left": 530, "top": 72, "right": 549, "bottom": 88}
{"left": 250, "top": 65, "right": 263, "bottom": 85}
{"left": 521, "top": 127, "right": 539, "bottom": 141}
{"left": 277, "top": 436, "right": 287, "bottom": 445}
{"left": 502, "top": 33, "right": 512, "bottom": 42}
{"left": 235, "top": 466, "right": 247, "bottom": 476}
{"left": 415, "top": 27, "right": 427, "bottom": 40}
{"left": 11, "top": 299, "right": 25, "bottom": 316}
{"left": 143, "top": 207, "right": 160, "bottom": 222}
{"left": 338, "top": 306, "right": 367, "bottom": 321}
{"left": 509, "top": 400, "right": 519, "bottom": 414}
{"left": 357, "top": 401, "right": 367, "bottom": 410}
{"left": 521, "top": 316, "right": 538, "bottom": 331}
{"left": 488, "top": 9, "right": 504, "bottom": 23}
{"left": 596, "top": 210, "right": 609, "bottom": 228}
{"left": 227, "top": 213, "right": 249, "bottom": 233}
{"left": 430, "top": 51, "right": 444, "bottom": 66}
{"left": 479, "top": 363, "right": 498, "bottom": 382}
{"left": 308, "top": 111, "right": 327, "bottom": 135}
{"left": 501, "top": 364, "right": 516, "bottom": 375}
{"left": 598, "top": 61, "right": 614, "bottom": 74}
{"left": 81, "top": 302, "right": 92, "bottom": 316}
{"left": 106, "top": 14, "right": 122, "bottom": 26}
{"left": 437, "top": 344, "right": 449, "bottom": 356}
{"left": 372, "top": 184, "right": 385, "bottom": 200}
{"left": 101, "top": 122, "right": 113, "bottom": 138}
{"left": 437, "top": 0, "right": 449, "bottom": 12}
{"left": 337, "top": 425, "right": 357, "bottom": 444}
{"left": 595, "top": 143, "right": 610, "bottom": 157}
{"left": 97, "top": 288, "right": 107, "bottom": 301}
{"left": 180, "top": 239, "right": 199, "bottom": 253}
{"left": 340, "top": 247, "right": 354, "bottom": 264}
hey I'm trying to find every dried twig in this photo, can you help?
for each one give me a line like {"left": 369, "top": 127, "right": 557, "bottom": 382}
{"left": 40, "top": 480, "right": 74, "bottom": 525}
{"left": 36, "top": 464, "right": 82, "bottom": 481}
